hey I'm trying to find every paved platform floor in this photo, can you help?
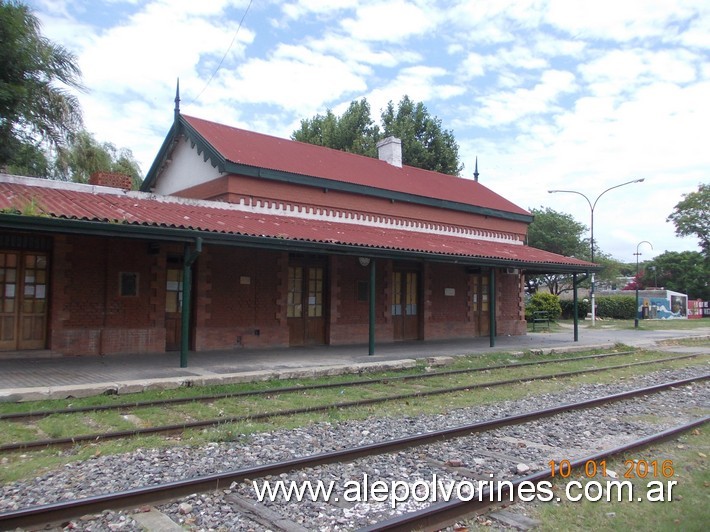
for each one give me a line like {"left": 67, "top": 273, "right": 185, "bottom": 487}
{"left": 1, "top": 325, "right": 708, "bottom": 402}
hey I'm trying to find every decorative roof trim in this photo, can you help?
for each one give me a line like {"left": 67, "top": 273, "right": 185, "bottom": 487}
{"left": 233, "top": 197, "right": 522, "bottom": 245}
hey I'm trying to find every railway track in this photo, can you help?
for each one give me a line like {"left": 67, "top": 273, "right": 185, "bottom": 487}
{"left": 0, "top": 374, "right": 707, "bottom": 530}
{"left": 1, "top": 349, "right": 641, "bottom": 420}
{"left": 0, "top": 352, "right": 703, "bottom": 452}
{"left": 359, "top": 417, "right": 708, "bottom": 532}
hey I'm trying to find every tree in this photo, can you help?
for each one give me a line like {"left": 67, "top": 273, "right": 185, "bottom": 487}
{"left": 667, "top": 183, "right": 710, "bottom": 257}
{"left": 55, "top": 130, "right": 142, "bottom": 188}
{"left": 591, "top": 252, "right": 626, "bottom": 290}
{"left": 4, "top": 142, "right": 51, "bottom": 177}
{"left": 293, "top": 96, "right": 463, "bottom": 175}
{"left": 635, "top": 251, "right": 710, "bottom": 300}
{"left": 525, "top": 207, "right": 589, "bottom": 295}
{"left": 292, "top": 100, "right": 380, "bottom": 157}
{"left": 381, "top": 96, "right": 463, "bottom": 175}
{"left": 0, "top": 1, "right": 84, "bottom": 173}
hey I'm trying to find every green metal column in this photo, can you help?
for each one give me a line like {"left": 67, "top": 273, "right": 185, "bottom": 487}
{"left": 489, "top": 268, "right": 496, "bottom": 347}
{"left": 180, "top": 238, "right": 202, "bottom": 368}
{"left": 571, "top": 273, "right": 589, "bottom": 343}
{"left": 368, "top": 259, "right": 376, "bottom": 356}
{"left": 573, "top": 273, "right": 579, "bottom": 342}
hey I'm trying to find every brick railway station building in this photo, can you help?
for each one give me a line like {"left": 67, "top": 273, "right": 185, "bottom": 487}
{"left": 0, "top": 102, "right": 595, "bottom": 361}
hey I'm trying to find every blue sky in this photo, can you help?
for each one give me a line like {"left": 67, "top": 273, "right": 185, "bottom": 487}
{"left": 27, "top": 0, "right": 709, "bottom": 261}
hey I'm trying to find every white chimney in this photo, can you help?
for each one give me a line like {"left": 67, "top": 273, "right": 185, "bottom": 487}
{"left": 376, "top": 136, "right": 402, "bottom": 168}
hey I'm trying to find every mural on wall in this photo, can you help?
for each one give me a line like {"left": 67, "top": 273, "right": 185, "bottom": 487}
{"left": 640, "top": 294, "right": 688, "bottom": 320}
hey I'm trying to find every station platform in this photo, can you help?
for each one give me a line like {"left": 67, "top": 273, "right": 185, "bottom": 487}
{"left": 1, "top": 325, "right": 708, "bottom": 402}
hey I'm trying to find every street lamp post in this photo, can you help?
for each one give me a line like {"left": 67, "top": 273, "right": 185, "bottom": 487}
{"left": 634, "top": 241, "right": 653, "bottom": 328}
{"left": 548, "top": 178, "right": 644, "bottom": 323}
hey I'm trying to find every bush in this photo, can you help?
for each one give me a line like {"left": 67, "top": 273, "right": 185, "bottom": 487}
{"left": 525, "top": 293, "right": 562, "bottom": 321}
{"left": 595, "top": 295, "right": 637, "bottom": 319}
{"left": 560, "top": 298, "right": 591, "bottom": 319}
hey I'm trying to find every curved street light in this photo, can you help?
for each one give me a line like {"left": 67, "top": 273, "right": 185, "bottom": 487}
{"left": 634, "top": 240, "right": 653, "bottom": 328}
{"left": 548, "top": 178, "right": 645, "bottom": 323}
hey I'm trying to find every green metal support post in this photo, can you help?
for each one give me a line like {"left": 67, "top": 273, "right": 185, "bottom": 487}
{"left": 489, "top": 268, "right": 496, "bottom": 347}
{"left": 180, "top": 237, "right": 202, "bottom": 368}
{"left": 573, "top": 273, "right": 579, "bottom": 342}
{"left": 368, "top": 259, "right": 376, "bottom": 356}
{"left": 572, "top": 273, "right": 589, "bottom": 343}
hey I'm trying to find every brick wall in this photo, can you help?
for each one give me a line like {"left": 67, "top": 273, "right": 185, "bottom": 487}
{"left": 194, "top": 246, "right": 288, "bottom": 350}
{"left": 89, "top": 172, "right": 133, "bottom": 190}
{"left": 495, "top": 270, "right": 527, "bottom": 336}
{"left": 424, "top": 263, "right": 473, "bottom": 339}
{"left": 49, "top": 235, "right": 164, "bottom": 355}
{"left": 7, "top": 232, "right": 529, "bottom": 357}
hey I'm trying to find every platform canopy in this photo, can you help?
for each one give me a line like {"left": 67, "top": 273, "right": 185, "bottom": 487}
{"left": 0, "top": 174, "right": 597, "bottom": 275}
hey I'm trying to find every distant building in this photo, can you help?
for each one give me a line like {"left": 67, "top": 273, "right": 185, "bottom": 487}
{"left": 598, "top": 289, "right": 688, "bottom": 319}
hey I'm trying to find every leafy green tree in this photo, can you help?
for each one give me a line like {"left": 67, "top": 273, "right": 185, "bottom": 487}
{"left": 381, "top": 96, "right": 463, "bottom": 175}
{"left": 293, "top": 96, "right": 463, "bottom": 175}
{"left": 5, "top": 142, "right": 51, "bottom": 177}
{"left": 55, "top": 130, "right": 143, "bottom": 188}
{"left": 527, "top": 207, "right": 589, "bottom": 257}
{"left": 0, "top": 0, "right": 83, "bottom": 173}
{"left": 292, "top": 100, "right": 379, "bottom": 157}
{"left": 636, "top": 251, "right": 709, "bottom": 300}
{"left": 592, "top": 252, "right": 626, "bottom": 290}
{"left": 667, "top": 183, "right": 710, "bottom": 257}
{"left": 526, "top": 207, "right": 589, "bottom": 295}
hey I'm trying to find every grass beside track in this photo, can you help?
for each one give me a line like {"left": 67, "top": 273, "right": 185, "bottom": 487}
{"left": 0, "top": 346, "right": 707, "bottom": 483}
{"left": 525, "top": 424, "right": 709, "bottom": 532}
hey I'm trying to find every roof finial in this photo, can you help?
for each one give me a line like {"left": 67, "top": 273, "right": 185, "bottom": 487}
{"left": 174, "top": 78, "right": 181, "bottom": 120}
{"left": 473, "top": 156, "right": 479, "bottom": 182}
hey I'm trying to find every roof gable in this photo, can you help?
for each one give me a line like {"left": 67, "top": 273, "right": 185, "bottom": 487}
{"left": 143, "top": 114, "right": 531, "bottom": 223}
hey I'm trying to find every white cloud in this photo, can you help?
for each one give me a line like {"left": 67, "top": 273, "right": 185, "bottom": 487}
{"left": 364, "top": 66, "right": 465, "bottom": 116}
{"left": 472, "top": 69, "right": 577, "bottom": 127}
{"left": 281, "top": 0, "right": 359, "bottom": 20}
{"left": 201, "top": 43, "right": 369, "bottom": 112}
{"left": 308, "top": 33, "right": 419, "bottom": 67}
{"left": 543, "top": 0, "right": 702, "bottom": 41}
{"left": 340, "top": 0, "right": 438, "bottom": 42}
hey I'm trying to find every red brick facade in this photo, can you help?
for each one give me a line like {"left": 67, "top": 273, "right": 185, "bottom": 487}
{"left": 48, "top": 234, "right": 165, "bottom": 355}
{"left": 0, "top": 229, "right": 526, "bottom": 355}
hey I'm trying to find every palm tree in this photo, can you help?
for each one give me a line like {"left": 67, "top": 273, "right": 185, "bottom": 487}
{"left": 0, "top": 1, "right": 84, "bottom": 174}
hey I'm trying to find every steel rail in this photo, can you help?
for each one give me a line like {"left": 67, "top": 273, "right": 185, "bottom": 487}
{"left": 0, "top": 375, "right": 706, "bottom": 530}
{"left": 1, "top": 349, "right": 639, "bottom": 420}
{"left": 0, "top": 353, "right": 704, "bottom": 452}
{"left": 360, "top": 415, "right": 710, "bottom": 532}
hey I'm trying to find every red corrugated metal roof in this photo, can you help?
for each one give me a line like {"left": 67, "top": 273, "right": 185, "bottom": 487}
{"left": 0, "top": 179, "right": 592, "bottom": 268}
{"left": 181, "top": 115, "right": 530, "bottom": 217}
